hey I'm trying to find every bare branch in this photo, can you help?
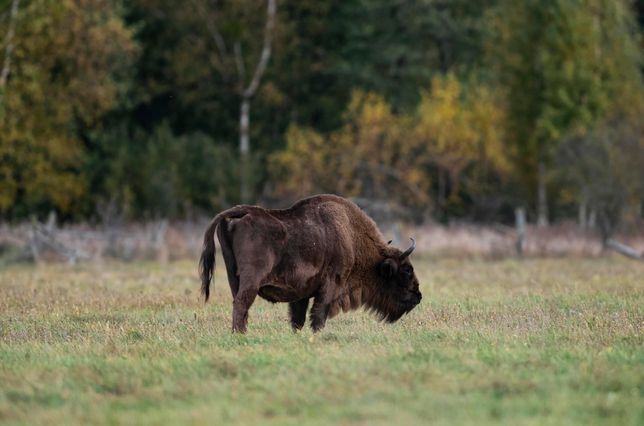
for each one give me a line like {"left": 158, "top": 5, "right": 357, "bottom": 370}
{"left": 360, "top": 161, "right": 431, "bottom": 205}
{"left": 0, "top": 0, "right": 20, "bottom": 95}
{"left": 234, "top": 41, "right": 245, "bottom": 89}
{"left": 190, "top": 0, "right": 229, "bottom": 75}
{"left": 243, "top": 0, "right": 276, "bottom": 98}
{"left": 29, "top": 218, "right": 90, "bottom": 265}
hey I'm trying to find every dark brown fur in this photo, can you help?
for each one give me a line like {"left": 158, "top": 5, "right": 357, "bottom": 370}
{"left": 199, "top": 194, "right": 421, "bottom": 333}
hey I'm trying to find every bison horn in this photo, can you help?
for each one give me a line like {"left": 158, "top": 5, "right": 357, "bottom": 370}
{"left": 400, "top": 237, "right": 416, "bottom": 259}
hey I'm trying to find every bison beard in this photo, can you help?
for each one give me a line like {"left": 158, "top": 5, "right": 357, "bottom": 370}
{"left": 199, "top": 194, "right": 422, "bottom": 333}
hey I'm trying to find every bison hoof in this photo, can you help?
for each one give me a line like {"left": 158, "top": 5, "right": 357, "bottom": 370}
{"left": 311, "top": 323, "right": 326, "bottom": 333}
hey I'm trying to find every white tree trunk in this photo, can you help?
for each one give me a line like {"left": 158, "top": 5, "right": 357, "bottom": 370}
{"left": 198, "top": 0, "right": 275, "bottom": 203}
{"left": 537, "top": 160, "right": 548, "bottom": 227}
{"left": 578, "top": 199, "right": 587, "bottom": 229}
{"left": 515, "top": 207, "right": 526, "bottom": 256}
{"left": 437, "top": 169, "right": 446, "bottom": 208}
{"left": 237, "top": 0, "right": 276, "bottom": 203}
{"left": 239, "top": 97, "right": 250, "bottom": 203}
{"left": 588, "top": 208, "right": 596, "bottom": 229}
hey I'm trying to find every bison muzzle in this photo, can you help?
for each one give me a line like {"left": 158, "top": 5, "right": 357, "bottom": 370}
{"left": 199, "top": 194, "right": 421, "bottom": 333}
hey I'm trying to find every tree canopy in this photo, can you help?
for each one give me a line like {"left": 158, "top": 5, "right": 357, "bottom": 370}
{"left": 0, "top": 0, "right": 641, "bottom": 229}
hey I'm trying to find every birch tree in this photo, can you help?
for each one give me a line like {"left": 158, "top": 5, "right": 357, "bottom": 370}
{"left": 192, "top": 0, "right": 277, "bottom": 202}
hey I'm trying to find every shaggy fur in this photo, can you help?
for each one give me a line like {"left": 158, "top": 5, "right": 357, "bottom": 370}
{"left": 199, "top": 194, "right": 421, "bottom": 333}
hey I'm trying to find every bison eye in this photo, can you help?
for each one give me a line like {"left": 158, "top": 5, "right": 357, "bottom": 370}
{"left": 401, "top": 265, "right": 412, "bottom": 276}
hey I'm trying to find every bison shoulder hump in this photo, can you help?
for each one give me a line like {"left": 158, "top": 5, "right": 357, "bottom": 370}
{"left": 317, "top": 202, "right": 351, "bottom": 226}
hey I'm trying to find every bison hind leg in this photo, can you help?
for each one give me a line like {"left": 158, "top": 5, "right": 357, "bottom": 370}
{"left": 217, "top": 221, "right": 240, "bottom": 298}
{"left": 289, "top": 298, "right": 310, "bottom": 331}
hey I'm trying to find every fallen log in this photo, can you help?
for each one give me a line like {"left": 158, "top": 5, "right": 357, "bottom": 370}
{"left": 606, "top": 239, "right": 642, "bottom": 260}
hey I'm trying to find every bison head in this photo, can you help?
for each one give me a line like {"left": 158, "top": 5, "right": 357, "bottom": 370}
{"left": 374, "top": 238, "right": 422, "bottom": 322}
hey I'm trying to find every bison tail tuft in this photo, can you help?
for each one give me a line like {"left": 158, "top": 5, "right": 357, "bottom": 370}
{"left": 199, "top": 217, "right": 219, "bottom": 302}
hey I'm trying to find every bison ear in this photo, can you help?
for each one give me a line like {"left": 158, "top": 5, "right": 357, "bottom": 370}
{"left": 379, "top": 258, "right": 398, "bottom": 279}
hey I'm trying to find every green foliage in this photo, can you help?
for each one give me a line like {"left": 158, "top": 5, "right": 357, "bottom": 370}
{"left": 340, "top": 0, "right": 495, "bottom": 111}
{"left": 486, "top": 0, "right": 643, "bottom": 206}
{"left": 87, "top": 124, "right": 237, "bottom": 218}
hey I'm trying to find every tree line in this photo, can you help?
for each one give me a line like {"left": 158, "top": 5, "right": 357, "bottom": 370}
{"left": 0, "top": 0, "right": 642, "bottom": 234}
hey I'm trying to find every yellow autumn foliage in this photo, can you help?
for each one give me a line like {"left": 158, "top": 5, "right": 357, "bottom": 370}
{"left": 271, "top": 76, "right": 508, "bottom": 209}
{"left": 0, "top": 0, "right": 137, "bottom": 214}
{"left": 414, "top": 74, "right": 509, "bottom": 197}
{"left": 271, "top": 91, "right": 431, "bottom": 207}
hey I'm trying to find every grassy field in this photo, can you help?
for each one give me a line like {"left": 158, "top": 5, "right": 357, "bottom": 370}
{"left": 0, "top": 256, "right": 642, "bottom": 425}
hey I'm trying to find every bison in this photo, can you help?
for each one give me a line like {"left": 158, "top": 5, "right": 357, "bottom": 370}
{"left": 199, "top": 194, "right": 421, "bottom": 333}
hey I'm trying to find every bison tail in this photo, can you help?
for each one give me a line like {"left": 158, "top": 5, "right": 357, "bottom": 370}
{"left": 199, "top": 206, "right": 250, "bottom": 302}
{"left": 199, "top": 216, "right": 219, "bottom": 302}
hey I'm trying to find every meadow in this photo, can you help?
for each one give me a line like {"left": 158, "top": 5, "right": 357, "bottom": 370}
{"left": 0, "top": 256, "right": 642, "bottom": 425}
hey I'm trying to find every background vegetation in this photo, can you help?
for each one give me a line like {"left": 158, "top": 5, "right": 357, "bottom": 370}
{"left": 0, "top": 0, "right": 642, "bottom": 232}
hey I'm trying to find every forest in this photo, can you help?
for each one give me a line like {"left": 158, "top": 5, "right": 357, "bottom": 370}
{"left": 1, "top": 0, "right": 643, "bottom": 236}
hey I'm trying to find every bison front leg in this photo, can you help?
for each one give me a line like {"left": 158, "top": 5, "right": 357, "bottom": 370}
{"left": 310, "top": 297, "right": 330, "bottom": 333}
{"left": 289, "top": 298, "right": 309, "bottom": 331}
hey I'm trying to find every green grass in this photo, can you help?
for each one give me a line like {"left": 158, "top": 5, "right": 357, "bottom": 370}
{"left": 1, "top": 257, "right": 643, "bottom": 425}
